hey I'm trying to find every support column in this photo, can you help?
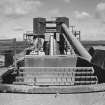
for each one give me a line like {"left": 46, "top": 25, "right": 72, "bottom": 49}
{"left": 50, "top": 34, "right": 54, "bottom": 56}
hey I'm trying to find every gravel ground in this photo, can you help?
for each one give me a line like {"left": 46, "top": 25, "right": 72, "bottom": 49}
{"left": 0, "top": 92, "right": 105, "bottom": 105}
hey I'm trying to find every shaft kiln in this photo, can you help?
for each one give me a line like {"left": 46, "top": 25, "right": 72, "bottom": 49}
{"left": 1, "top": 17, "right": 105, "bottom": 94}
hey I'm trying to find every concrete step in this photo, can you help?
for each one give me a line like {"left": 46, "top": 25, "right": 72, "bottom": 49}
{"left": 15, "top": 75, "right": 98, "bottom": 86}
{"left": 14, "top": 67, "right": 97, "bottom": 86}
{"left": 19, "top": 67, "right": 94, "bottom": 73}
{"left": 18, "top": 71, "right": 93, "bottom": 77}
{"left": 13, "top": 80, "right": 97, "bottom": 86}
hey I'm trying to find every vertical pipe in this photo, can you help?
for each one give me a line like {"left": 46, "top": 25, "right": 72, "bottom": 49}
{"left": 50, "top": 35, "right": 54, "bottom": 56}
{"left": 61, "top": 23, "right": 92, "bottom": 62}
{"left": 13, "top": 38, "right": 16, "bottom": 68}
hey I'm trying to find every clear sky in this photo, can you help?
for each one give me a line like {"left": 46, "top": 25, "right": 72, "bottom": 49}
{"left": 0, "top": 0, "right": 105, "bottom": 40}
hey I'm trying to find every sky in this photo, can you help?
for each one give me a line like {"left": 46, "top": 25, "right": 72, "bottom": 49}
{"left": 0, "top": 0, "right": 105, "bottom": 40}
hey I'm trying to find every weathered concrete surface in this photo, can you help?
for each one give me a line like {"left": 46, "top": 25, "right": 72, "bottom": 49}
{"left": 0, "top": 84, "right": 105, "bottom": 105}
{"left": 0, "top": 92, "right": 105, "bottom": 105}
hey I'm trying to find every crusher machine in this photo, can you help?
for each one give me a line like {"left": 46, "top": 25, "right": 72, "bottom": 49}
{"left": 1, "top": 17, "right": 105, "bottom": 94}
